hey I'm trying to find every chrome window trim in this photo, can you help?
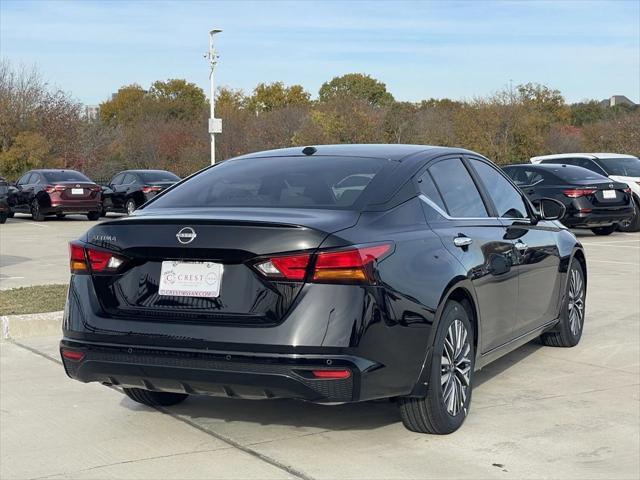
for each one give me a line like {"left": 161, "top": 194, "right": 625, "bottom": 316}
{"left": 419, "top": 194, "right": 532, "bottom": 223}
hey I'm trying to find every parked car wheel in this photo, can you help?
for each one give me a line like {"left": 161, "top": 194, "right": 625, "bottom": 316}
{"left": 618, "top": 198, "right": 640, "bottom": 232}
{"left": 0, "top": 212, "right": 7, "bottom": 224}
{"left": 7, "top": 211, "right": 14, "bottom": 218}
{"left": 56, "top": 213, "right": 66, "bottom": 219}
{"left": 31, "top": 200, "right": 45, "bottom": 221}
{"left": 125, "top": 198, "right": 137, "bottom": 215}
{"left": 100, "top": 207, "right": 107, "bottom": 217}
{"left": 123, "top": 387, "right": 188, "bottom": 407}
{"left": 591, "top": 225, "right": 616, "bottom": 236}
{"left": 540, "top": 258, "right": 585, "bottom": 347}
{"left": 87, "top": 211, "right": 101, "bottom": 221}
{"left": 398, "top": 300, "right": 474, "bottom": 434}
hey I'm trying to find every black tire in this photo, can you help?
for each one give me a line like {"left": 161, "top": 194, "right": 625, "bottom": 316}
{"left": 56, "top": 213, "right": 66, "bottom": 219}
{"left": 618, "top": 198, "right": 640, "bottom": 232}
{"left": 0, "top": 213, "right": 7, "bottom": 224}
{"left": 591, "top": 225, "right": 616, "bottom": 236}
{"left": 7, "top": 210, "right": 14, "bottom": 218}
{"left": 100, "top": 207, "right": 107, "bottom": 217}
{"left": 123, "top": 388, "right": 188, "bottom": 407}
{"left": 87, "top": 211, "right": 101, "bottom": 221}
{"left": 540, "top": 258, "right": 585, "bottom": 347}
{"left": 125, "top": 198, "right": 137, "bottom": 215}
{"left": 398, "top": 300, "right": 475, "bottom": 434}
{"left": 31, "top": 200, "right": 45, "bottom": 221}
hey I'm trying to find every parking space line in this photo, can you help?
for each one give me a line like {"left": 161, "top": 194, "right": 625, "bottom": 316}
{"left": 581, "top": 243, "right": 639, "bottom": 248}
{"left": 588, "top": 259, "right": 640, "bottom": 266}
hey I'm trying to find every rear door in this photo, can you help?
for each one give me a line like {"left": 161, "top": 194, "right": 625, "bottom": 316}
{"left": 467, "top": 157, "right": 562, "bottom": 335}
{"left": 418, "top": 157, "right": 518, "bottom": 353}
{"left": 15, "top": 173, "right": 34, "bottom": 210}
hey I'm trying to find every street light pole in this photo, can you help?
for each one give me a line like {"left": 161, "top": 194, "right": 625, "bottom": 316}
{"left": 208, "top": 29, "right": 222, "bottom": 164}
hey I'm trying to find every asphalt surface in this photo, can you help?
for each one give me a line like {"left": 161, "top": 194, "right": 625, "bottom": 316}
{"left": 0, "top": 217, "right": 639, "bottom": 479}
{"left": 0, "top": 213, "right": 123, "bottom": 290}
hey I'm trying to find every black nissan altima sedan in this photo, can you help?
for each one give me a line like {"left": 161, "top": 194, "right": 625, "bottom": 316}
{"left": 60, "top": 145, "right": 587, "bottom": 434}
{"left": 503, "top": 163, "right": 634, "bottom": 236}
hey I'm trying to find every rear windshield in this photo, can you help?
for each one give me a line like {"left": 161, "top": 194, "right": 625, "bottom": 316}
{"left": 42, "top": 171, "right": 91, "bottom": 183}
{"left": 547, "top": 166, "right": 608, "bottom": 182}
{"left": 137, "top": 171, "right": 180, "bottom": 183}
{"left": 598, "top": 157, "right": 640, "bottom": 177}
{"left": 148, "top": 156, "right": 387, "bottom": 210}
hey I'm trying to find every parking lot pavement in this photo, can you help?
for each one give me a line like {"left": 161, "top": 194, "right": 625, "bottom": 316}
{"left": 0, "top": 214, "right": 121, "bottom": 290}
{"left": 0, "top": 232, "right": 638, "bottom": 479}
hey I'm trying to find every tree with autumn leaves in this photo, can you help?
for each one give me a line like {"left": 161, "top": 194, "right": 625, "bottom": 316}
{"left": 0, "top": 61, "right": 637, "bottom": 180}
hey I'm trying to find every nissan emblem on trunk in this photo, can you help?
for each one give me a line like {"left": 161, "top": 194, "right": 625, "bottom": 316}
{"left": 176, "top": 227, "right": 197, "bottom": 244}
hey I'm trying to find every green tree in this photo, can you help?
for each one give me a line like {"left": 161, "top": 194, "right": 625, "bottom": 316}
{"left": 99, "top": 84, "right": 147, "bottom": 126}
{"left": 570, "top": 100, "right": 609, "bottom": 126}
{"left": 0, "top": 131, "right": 51, "bottom": 178}
{"left": 149, "top": 79, "right": 207, "bottom": 120}
{"left": 247, "top": 82, "right": 311, "bottom": 112}
{"left": 318, "top": 73, "right": 394, "bottom": 106}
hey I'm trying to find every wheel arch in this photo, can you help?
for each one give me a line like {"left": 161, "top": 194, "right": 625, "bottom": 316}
{"left": 407, "top": 277, "right": 480, "bottom": 397}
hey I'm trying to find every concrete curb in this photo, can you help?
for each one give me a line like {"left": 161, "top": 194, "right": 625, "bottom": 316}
{"left": 1, "top": 311, "right": 63, "bottom": 340}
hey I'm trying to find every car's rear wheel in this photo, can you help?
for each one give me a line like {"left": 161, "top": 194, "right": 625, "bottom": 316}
{"left": 87, "top": 211, "right": 100, "bottom": 221}
{"left": 7, "top": 210, "right": 14, "bottom": 218}
{"left": 122, "top": 388, "right": 188, "bottom": 407}
{"left": 398, "top": 300, "right": 474, "bottom": 434}
{"left": 125, "top": 199, "right": 137, "bottom": 215}
{"left": 618, "top": 198, "right": 640, "bottom": 232}
{"left": 591, "top": 225, "right": 616, "bottom": 236}
{"left": 0, "top": 212, "right": 7, "bottom": 224}
{"left": 540, "top": 258, "right": 585, "bottom": 347}
{"left": 31, "top": 200, "right": 45, "bottom": 221}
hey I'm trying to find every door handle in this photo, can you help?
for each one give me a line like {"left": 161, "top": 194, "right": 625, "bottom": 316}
{"left": 453, "top": 236, "right": 473, "bottom": 248}
{"left": 515, "top": 240, "right": 528, "bottom": 251}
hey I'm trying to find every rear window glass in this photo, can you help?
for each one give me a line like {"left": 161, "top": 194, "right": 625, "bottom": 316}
{"left": 42, "top": 171, "right": 91, "bottom": 183}
{"left": 598, "top": 157, "right": 640, "bottom": 177}
{"left": 148, "top": 156, "right": 387, "bottom": 210}
{"left": 548, "top": 166, "right": 608, "bottom": 182}
{"left": 428, "top": 158, "right": 488, "bottom": 218}
{"left": 137, "top": 171, "right": 180, "bottom": 183}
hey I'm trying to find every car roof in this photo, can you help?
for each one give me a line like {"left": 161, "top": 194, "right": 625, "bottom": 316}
{"left": 530, "top": 153, "right": 638, "bottom": 162}
{"left": 30, "top": 169, "right": 82, "bottom": 173}
{"left": 230, "top": 144, "right": 477, "bottom": 163}
{"left": 506, "top": 163, "right": 592, "bottom": 171}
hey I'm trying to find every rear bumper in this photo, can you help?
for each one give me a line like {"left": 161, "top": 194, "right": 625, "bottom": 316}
{"left": 45, "top": 203, "right": 101, "bottom": 214}
{"left": 60, "top": 339, "right": 370, "bottom": 402}
{"left": 562, "top": 207, "right": 634, "bottom": 228}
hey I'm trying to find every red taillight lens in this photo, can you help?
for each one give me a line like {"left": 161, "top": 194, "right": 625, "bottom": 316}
{"left": 255, "top": 253, "right": 311, "bottom": 280}
{"left": 563, "top": 189, "right": 596, "bottom": 198}
{"left": 312, "top": 244, "right": 392, "bottom": 283}
{"left": 141, "top": 186, "right": 162, "bottom": 194}
{"left": 311, "top": 369, "right": 351, "bottom": 379}
{"left": 69, "top": 241, "right": 126, "bottom": 274}
{"left": 623, "top": 188, "right": 631, "bottom": 194}
{"left": 69, "top": 242, "right": 88, "bottom": 273}
{"left": 252, "top": 243, "right": 392, "bottom": 284}
{"left": 61, "top": 349, "right": 85, "bottom": 362}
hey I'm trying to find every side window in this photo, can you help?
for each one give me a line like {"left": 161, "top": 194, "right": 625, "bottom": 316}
{"left": 428, "top": 158, "right": 488, "bottom": 218}
{"left": 122, "top": 173, "right": 136, "bottom": 185}
{"left": 18, "top": 173, "right": 32, "bottom": 185}
{"left": 110, "top": 174, "right": 124, "bottom": 186}
{"left": 417, "top": 170, "right": 446, "bottom": 212}
{"left": 470, "top": 159, "right": 528, "bottom": 219}
{"left": 576, "top": 158, "right": 606, "bottom": 175}
{"left": 31, "top": 174, "right": 42, "bottom": 184}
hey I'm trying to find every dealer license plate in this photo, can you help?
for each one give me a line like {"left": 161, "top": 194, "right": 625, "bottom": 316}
{"left": 71, "top": 188, "right": 84, "bottom": 195}
{"left": 158, "top": 261, "right": 223, "bottom": 298}
{"left": 602, "top": 190, "right": 616, "bottom": 199}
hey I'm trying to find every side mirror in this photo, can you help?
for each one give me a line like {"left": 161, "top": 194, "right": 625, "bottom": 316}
{"left": 533, "top": 198, "right": 566, "bottom": 221}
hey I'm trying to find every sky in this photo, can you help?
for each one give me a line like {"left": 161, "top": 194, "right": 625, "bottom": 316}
{"left": 1, "top": 0, "right": 639, "bottom": 105}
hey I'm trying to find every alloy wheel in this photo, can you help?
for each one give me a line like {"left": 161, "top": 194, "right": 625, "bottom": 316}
{"left": 567, "top": 268, "right": 584, "bottom": 336}
{"left": 126, "top": 200, "right": 136, "bottom": 215}
{"left": 441, "top": 319, "right": 472, "bottom": 416}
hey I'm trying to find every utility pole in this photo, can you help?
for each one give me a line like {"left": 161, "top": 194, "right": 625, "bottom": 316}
{"left": 207, "top": 29, "right": 222, "bottom": 164}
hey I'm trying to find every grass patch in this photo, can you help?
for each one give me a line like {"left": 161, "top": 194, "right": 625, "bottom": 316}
{"left": 0, "top": 284, "right": 68, "bottom": 316}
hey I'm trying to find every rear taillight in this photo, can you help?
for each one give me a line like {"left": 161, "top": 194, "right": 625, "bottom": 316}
{"left": 141, "top": 185, "right": 162, "bottom": 193}
{"left": 69, "top": 241, "right": 126, "bottom": 274}
{"left": 61, "top": 349, "right": 85, "bottom": 362}
{"left": 311, "top": 369, "right": 351, "bottom": 379}
{"left": 313, "top": 244, "right": 392, "bottom": 283}
{"left": 623, "top": 188, "right": 631, "bottom": 194}
{"left": 44, "top": 185, "right": 65, "bottom": 193}
{"left": 563, "top": 189, "right": 596, "bottom": 198}
{"left": 252, "top": 243, "right": 392, "bottom": 285}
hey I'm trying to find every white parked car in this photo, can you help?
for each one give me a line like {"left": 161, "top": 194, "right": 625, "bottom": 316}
{"left": 530, "top": 153, "right": 640, "bottom": 232}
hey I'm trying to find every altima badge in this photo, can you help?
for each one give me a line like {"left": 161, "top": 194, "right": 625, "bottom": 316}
{"left": 176, "top": 227, "right": 197, "bottom": 244}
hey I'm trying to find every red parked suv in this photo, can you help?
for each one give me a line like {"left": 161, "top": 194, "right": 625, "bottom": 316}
{"left": 11, "top": 169, "right": 102, "bottom": 221}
